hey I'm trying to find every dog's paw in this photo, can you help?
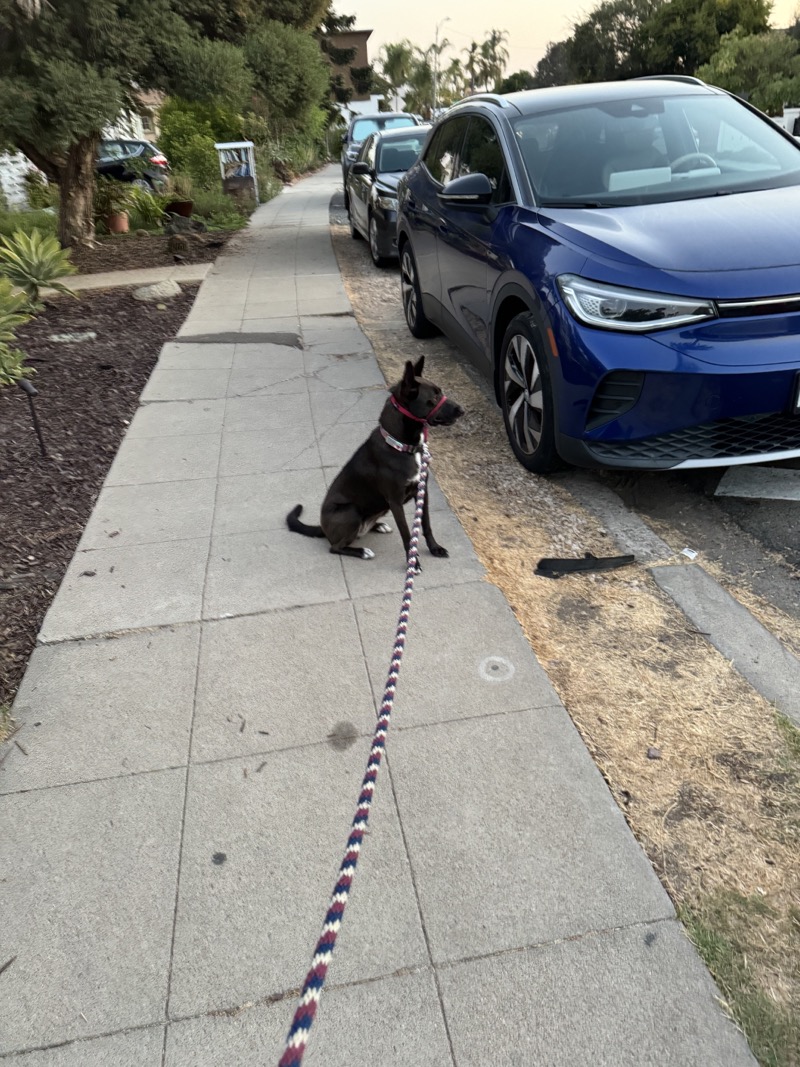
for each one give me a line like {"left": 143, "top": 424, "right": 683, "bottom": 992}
{"left": 373, "top": 522, "right": 392, "bottom": 534}
{"left": 360, "top": 547, "right": 375, "bottom": 560}
{"left": 428, "top": 544, "right": 449, "bottom": 558}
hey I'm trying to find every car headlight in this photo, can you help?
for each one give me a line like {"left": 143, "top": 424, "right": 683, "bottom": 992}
{"left": 376, "top": 195, "right": 398, "bottom": 211}
{"left": 557, "top": 275, "right": 716, "bottom": 332}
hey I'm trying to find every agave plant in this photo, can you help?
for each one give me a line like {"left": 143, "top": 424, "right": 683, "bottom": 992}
{"left": 0, "top": 229, "right": 77, "bottom": 305}
{"left": 0, "top": 277, "right": 33, "bottom": 387}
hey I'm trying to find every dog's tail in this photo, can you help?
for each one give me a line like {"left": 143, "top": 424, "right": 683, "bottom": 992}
{"left": 286, "top": 504, "right": 325, "bottom": 538}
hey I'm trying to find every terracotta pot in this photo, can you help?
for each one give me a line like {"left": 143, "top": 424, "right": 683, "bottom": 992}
{"left": 164, "top": 199, "right": 194, "bottom": 218}
{"left": 106, "top": 212, "right": 129, "bottom": 234}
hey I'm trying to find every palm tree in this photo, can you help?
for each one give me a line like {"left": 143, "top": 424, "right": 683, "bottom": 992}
{"left": 380, "top": 40, "right": 415, "bottom": 111}
{"left": 441, "top": 58, "right": 467, "bottom": 105}
{"left": 404, "top": 47, "right": 435, "bottom": 118}
{"left": 481, "top": 28, "right": 510, "bottom": 90}
{"left": 463, "top": 40, "right": 480, "bottom": 94}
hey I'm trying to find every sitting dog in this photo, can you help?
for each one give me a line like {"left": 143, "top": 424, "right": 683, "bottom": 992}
{"left": 287, "top": 356, "right": 464, "bottom": 562}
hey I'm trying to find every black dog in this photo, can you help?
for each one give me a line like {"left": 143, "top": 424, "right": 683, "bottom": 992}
{"left": 287, "top": 356, "right": 463, "bottom": 562}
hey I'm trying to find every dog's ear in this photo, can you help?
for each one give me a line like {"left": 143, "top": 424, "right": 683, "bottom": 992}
{"left": 401, "top": 360, "right": 419, "bottom": 398}
{"left": 413, "top": 355, "right": 425, "bottom": 378}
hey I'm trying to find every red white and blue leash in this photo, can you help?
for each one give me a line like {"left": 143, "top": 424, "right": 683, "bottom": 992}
{"left": 278, "top": 443, "right": 431, "bottom": 1067}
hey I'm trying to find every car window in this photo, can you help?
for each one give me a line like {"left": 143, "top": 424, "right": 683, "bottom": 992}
{"left": 512, "top": 93, "right": 800, "bottom": 206}
{"left": 423, "top": 116, "right": 469, "bottom": 185}
{"left": 355, "top": 135, "right": 369, "bottom": 162}
{"left": 351, "top": 116, "right": 415, "bottom": 141}
{"left": 99, "top": 141, "right": 125, "bottom": 159}
{"left": 377, "top": 133, "right": 428, "bottom": 173}
{"left": 456, "top": 117, "right": 514, "bottom": 204}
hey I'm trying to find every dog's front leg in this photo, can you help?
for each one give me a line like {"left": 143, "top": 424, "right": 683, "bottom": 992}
{"left": 388, "top": 499, "right": 419, "bottom": 569}
{"left": 422, "top": 490, "right": 448, "bottom": 558}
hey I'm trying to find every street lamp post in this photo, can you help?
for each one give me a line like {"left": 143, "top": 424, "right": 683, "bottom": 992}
{"left": 432, "top": 16, "right": 450, "bottom": 117}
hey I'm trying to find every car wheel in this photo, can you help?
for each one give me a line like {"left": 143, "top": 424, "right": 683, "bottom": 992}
{"left": 132, "top": 178, "right": 152, "bottom": 191}
{"left": 499, "top": 313, "right": 562, "bottom": 474}
{"left": 369, "top": 214, "right": 390, "bottom": 268}
{"left": 348, "top": 206, "right": 363, "bottom": 241}
{"left": 400, "top": 244, "right": 437, "bottom": 338}
{"left": 342, "top": 175, "right": 350, "bottom": 211}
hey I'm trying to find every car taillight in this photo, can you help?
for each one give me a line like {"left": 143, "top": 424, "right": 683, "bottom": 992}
{"left": 149, "top": 154, "right": 168, "bottom": 167}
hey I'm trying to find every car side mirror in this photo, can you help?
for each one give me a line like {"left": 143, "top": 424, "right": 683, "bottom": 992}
{"left": 438, "top": 172, "right": 493, "bottom": 206}
{"left": 350, "top": 161, "right": 371, "bottom": 176}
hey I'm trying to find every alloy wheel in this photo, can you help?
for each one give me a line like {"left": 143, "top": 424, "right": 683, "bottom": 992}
{"left": 504, "top": 332, "right": 544, "bottom": 456}
{"left": 401, "top": 249, "right": 417, "bottom": 326}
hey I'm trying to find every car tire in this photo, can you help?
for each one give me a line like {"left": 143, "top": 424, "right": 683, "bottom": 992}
{"left": 348, "top": 206, "right": 363, "bottom": 241}
{"left": 342, "top": 174, "right": 350, "bottom": 211}
{"left": 369, "top": 214, "right": 391, "bottom": 268}
{"left": 132, "top": 178, "right": 153, "bottom": 191}
{"left": 400, "top": 243, "right": 437, "bottom": 338}
{"left": 499, "top": 312, "right": 562, "bottom": 474}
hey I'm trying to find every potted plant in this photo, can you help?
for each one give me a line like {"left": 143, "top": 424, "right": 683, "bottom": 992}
{"left": 94, "top": 177, "right": 132, "bottom": 234}
{"left": 164, "top": 174, "right": 194, "bottom": 218}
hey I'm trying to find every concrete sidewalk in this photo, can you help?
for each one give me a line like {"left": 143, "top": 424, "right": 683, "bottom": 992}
{"left": 52, "top": 262, "right": 211, "bottom": 293}
{"left": 0, "top": 166, "right": 755, "bottom": 1065}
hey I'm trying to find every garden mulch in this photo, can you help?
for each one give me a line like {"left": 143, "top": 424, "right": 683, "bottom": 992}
{"left": 0, "top": 284, "right": 198, "bottom": 709}
{"left": 69, "top": 231, "right": 233, "bottom": 275}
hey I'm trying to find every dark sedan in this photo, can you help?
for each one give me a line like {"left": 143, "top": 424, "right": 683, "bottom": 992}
{"left": 346, "top": 126, "right": 430, "bottom": 267}
{"left": 96, "top": 139, "right": 169, "bottom": 190}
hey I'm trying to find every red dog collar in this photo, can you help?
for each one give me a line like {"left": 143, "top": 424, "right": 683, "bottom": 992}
{"left": 390, "top": 394, "right": 448, "bottom": 440}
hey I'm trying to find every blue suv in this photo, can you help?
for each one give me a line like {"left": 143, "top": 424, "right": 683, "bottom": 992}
{"left": 396, "top": 79, "right": 800, "bottom": 472}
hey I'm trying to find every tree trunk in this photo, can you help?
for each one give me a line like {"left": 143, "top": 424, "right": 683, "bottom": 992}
{"left": 58, "top": 134, "right": 98, "bottom": 249}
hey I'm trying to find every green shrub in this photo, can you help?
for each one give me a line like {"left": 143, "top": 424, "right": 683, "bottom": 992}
{"left": 93, "top": 177, "right": 133, "bottom": 221}
{"left": 0, "top": 229, "right": 77, "bottom": 304}
{"left": 0, "top": 208, "right": 57, "bottom": 239}
{"left": 24, "top": 171, "right": 58, "bottom": 210}
{"left": 160, "top": 98, "right": 242, "bottom": 191}
{"left": 190, "top": 188, "right": 248, "bottom": 229}
{"left": 127, "top": 187, "right": 168, "bottom": 230}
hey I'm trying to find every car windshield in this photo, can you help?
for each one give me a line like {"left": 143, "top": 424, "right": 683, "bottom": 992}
{"left": 376, "top": 133, "right": 427, "bottom": 172}
{"left": 351, "top": 116, "right": 416, "bottom": 142}
{"left": 99, "top": 141, "right": 142, "bottom": 160}
{"left": 512, "top": 93, "right": 800, "bottom": 207}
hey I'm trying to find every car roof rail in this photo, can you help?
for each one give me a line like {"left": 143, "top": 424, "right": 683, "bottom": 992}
{"left": 451, "top": 93, "right": 514, "bottom": 109}
{"left": 634, "top": 74, "right": 706, "bottom": 85}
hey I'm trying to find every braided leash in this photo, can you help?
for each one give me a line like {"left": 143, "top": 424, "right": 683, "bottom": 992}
{"left": 278, "top": 445, "right": 431, "bottom": 1067}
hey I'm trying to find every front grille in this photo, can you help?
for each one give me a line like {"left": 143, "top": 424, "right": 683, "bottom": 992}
{"left": 717, "top": 294, "right": 800, "bottom": 317}
{"left": 587, "top": 412, "right": 800, "bottom": 465}
{"left": 585, "top": 371, "right": 644, "bottom": 430}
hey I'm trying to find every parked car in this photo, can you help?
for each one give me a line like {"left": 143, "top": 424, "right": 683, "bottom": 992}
{"left": 347, "top": 125, "right": 431, "bottom": 266}
{"left": 397, "top": 78, "right": 800, "bottom": 473}
{"left": 341, "top": 112, "right": 421, "bottom": 207}
{"left": 96, "top": 139, "right": 169, "bottom": 190}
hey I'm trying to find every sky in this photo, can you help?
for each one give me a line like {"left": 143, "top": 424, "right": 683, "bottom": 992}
{"left": 343, "top": 0, "right": 800, "bottom": 77}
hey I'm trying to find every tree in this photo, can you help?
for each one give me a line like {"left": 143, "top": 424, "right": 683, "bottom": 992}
{"left": 0, "top": 0, "right": 250, "bottom": 247}
{"left": 643, "top": 0, "right": 771, "bottom": 75}
{"left": 568, "top": 0, "right": 665, "bottom": 82}
{"left": 533, "top": 40, "right": 575, "bottom": 87}
{"left": 480, "top": 28, "right": 510, "bottom": 89}
{"left": 497, "top": 70, "right": 537, "bottom": 94}
{"left": 697, "top": 28, "right": 800, "bottom": 112}
{"left": 441, "top": 58, "right": 468, "bottom": 104}
{"left": 463, "top": 40, "right": 481, "bottom": 93}
{"left": 404, "top": 48, "right": 435, "bottom": 116}
{"left": 380, "top": 40, "right": 415, "bottom": 109}
{"left": 245, "top": 19, "right": 330, "bottom": 129}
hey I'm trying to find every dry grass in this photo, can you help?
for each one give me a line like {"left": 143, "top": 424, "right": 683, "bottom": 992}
{"left": 0, "top": 703, "right": 13, "bottom": 745}
{"left": 333, "top": 226, "right": 800, "bottom": 1064}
